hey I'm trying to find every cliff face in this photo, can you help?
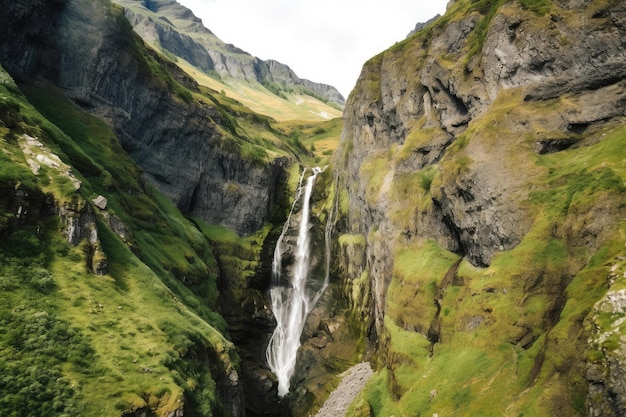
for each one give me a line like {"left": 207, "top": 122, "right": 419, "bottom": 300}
{"left": 334, "top": 0, "right": 626, "bottom": 415}
{"left": 113, "top": 0, "right": 346, "bottom": 106}
{"left": 0, "top": 0, "right": 290, "bottom": 236}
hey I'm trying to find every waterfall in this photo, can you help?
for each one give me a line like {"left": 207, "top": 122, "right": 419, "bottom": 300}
{"left": 266, "top": 166, "right": 329, "bottom": 397}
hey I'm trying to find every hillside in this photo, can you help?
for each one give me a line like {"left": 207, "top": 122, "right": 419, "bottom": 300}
{"left": 0, "top": 0, "right": 337, "bottom": 416}
{"left": 0, "top": 62, "right": 243, "bottom": 416}
{"left": 112, "top": 0, "right": 344, "bottom": 121}
{"left": 331, "top": 0, "right": 626, "bottom": 416}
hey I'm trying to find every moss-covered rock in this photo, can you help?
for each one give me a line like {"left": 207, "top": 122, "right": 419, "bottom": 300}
{"left": 332, "top": 0, "right": 626, "bottom": 415}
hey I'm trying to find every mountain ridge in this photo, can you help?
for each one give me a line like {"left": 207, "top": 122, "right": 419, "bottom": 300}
{"left": 113, "top": 0, "right": 346, "bottom": 111}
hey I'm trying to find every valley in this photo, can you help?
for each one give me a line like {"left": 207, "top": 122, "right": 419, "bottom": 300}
{"left": 1, "top": 0, "right": 626, "bottom": 416}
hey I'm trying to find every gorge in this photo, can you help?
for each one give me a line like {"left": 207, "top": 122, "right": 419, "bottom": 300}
{"left": 267, "top": 167, "right": 328, "bottom": 397}
{"left": 0, "top": 0, "right": 626, "bottom": 417}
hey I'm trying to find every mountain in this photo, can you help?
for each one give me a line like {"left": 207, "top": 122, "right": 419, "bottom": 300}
{"left": 1, "top": 0, "right": 626, "bottom": 417}
{"left": 330, "top": 0, "right": 626, "bottom": 416}
{"left": 0, "top": 0, "right": 335, "bottom": 415}
{"left": 112, "top": 0, "right": 345, "bottom": 119}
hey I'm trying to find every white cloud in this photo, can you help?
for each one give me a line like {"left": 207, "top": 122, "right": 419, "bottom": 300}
{"left": 176, "top": 0, "right": 448, "bottom": 97}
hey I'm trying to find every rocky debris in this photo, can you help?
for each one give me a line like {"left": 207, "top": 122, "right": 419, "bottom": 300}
{"left": 313, "top": 362, "right": 373, "bottom": 417}
{"left": 92, "top": 195, "right": 107, "bottom": 210}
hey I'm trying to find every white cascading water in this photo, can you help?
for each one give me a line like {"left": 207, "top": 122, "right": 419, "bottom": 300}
{"left": 266, "top": 166, "right": 330, "bottom": 397}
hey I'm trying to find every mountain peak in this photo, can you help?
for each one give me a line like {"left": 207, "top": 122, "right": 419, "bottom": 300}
{"left": 114, "top": 0, "right": 345, "bottom": 108}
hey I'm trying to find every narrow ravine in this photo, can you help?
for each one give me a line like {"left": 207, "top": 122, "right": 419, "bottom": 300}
{"left": 266, "top": 167, "right": 327, "bottom": 397}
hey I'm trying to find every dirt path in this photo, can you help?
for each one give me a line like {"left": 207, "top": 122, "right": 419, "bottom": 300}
{"left": 314, "top": 362, "right": 373, "bottom": 417}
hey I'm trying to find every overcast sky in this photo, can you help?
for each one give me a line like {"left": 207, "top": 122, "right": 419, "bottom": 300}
{"left": 176, "top": 0, "right": 449, "bottom": 98}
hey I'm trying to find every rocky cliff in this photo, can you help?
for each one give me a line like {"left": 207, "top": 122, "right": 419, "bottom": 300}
{"left": 333, "top": 0, "right": 626, "bottom": 415}
{"left": 0, "top": 0, "right": 293, "bottom": 236}
{"left": 113, "top": 0, "right": 345, "bottom": 106}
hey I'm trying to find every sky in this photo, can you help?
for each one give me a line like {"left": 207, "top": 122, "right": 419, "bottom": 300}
{"left": 176, "top": 0, "right": 449, "bottom": 98}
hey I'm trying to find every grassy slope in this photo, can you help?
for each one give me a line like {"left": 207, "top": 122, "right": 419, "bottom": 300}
{"left": 340, "top": 1, "right": 626, "bottom": 416}
{"left": 179, "top": 60, "right": 343, "bottom": 122}
{"left": 0, "top": 63, "right": 241, "bottom": 416}
{"left": 190, "top": 80, "right": 343, "bottom": 168}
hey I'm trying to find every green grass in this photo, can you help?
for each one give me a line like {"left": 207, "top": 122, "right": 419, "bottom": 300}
{"left": 518, "top": 0, "right": 552, "bottom": 15}
{"left": 0, "top": 307, "right": 90, "bottom": 417}
{"left": 0, "top": 67, "right": 240, "bottom": 416}
{"left": 177, "top": 60, "right": 343, "bottom": 122}
{"left": 357, "top": 319, "right": 525, "bottom": 417}
{"left": 338, "top": 234, "right": 366, "bottom": 247}
{"left": 49, "top": 221, "right": 233, "bottom": 417}
{"left": 274, "top": 117, "right": 344, "bottom": 165}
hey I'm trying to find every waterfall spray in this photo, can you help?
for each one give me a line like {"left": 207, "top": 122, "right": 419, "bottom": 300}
{"left": 266, "top": 166, "right": 329, "bottom": 397}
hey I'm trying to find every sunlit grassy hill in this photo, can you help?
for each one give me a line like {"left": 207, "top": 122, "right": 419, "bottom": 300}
{"left": 178, "top": 60, "right": 343, "bottom": 122}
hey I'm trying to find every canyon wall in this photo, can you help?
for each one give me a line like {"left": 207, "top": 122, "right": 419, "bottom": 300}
{"left": 333, "top": 0, "right": 626, "bottom": 415}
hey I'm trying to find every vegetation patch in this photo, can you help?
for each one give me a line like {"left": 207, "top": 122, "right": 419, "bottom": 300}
{"left": 386, "top": 240, "right": 460, "bottom": 337}
{"left": 518, "top": 0, "right": 552, "bottom": 15}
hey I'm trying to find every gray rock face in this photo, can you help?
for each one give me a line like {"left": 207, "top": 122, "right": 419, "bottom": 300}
{"left": 124, "top": 7, "right": 217, "bottom": 73}
{"left": 334, "top": 0, "right": 626, "bottom": 342}
{"left": 483, "top": 6, "right": 626, "bottom": 105}
{"left": 0, "top": 0, "right": 290, "bottom": 237}
{"left": 57, "top": 200, "right": 109, "bottom": 275}
{"left": 407, "top": 14, "right": 441, "bottom": 38}
{"left": 115, "top": 0, "right": 346, "bottom": 106}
